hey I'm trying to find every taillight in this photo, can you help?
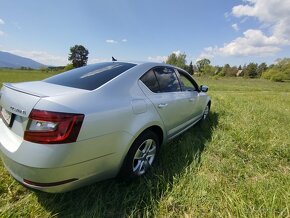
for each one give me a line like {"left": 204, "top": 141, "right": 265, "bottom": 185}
{"left": 24, "top": 109, "right": 84, "bottom": 144}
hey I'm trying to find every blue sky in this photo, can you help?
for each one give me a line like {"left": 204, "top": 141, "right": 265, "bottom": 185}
{"left": 0, "top": 0, "right": 290, "bottom": 66}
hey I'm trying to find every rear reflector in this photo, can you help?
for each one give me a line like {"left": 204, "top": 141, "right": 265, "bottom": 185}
{"left": 23, "top": 178, "right": 78, "bottom": 187}
{"left": 24, "top": 109, "right": 84, "bottom": 144}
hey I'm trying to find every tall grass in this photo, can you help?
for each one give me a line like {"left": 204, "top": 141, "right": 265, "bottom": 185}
{"left": 0, "top": 69, "right": 58, "bottom": 86}
{"left": 0, "top": 70, "right": 289, "bottom": 217}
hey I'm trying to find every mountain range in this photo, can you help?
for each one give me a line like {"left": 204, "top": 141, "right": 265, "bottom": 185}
{"left": 0, "top": 51, "right": 45, "bottom": 69}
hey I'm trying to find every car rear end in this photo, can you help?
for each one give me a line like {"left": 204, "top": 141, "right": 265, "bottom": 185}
{"left": 0, "top": 82, "right": 104, "bottom": 192}
{"left": 0, "top": 62, "right": 141, "bottom": 192}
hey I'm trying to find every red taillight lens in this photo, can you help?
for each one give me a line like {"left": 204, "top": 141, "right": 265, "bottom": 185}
{"left": 24, "top": 109, "right": 84, "bottom": 144}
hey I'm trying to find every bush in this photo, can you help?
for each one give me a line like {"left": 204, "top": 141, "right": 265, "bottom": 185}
{"left": 63, "top": 64, "right": 74, "bottom": 72}
{"left": 262, "top": 69, "right": 275, "bottom": 80}
{"left": 262, "top": 58, "right": 290, "bottom": 82}
{"left": 270, "top": 72, "right": 285, "bottom": 82}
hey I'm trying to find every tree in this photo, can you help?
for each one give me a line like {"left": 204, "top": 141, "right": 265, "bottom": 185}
{"left": 229, "top": 66, "right": 238, "bottom": 77}
{"left": 257, "top": 62, "right": 267, "bottom": 77}
{"left": 166, "top": 52, "right": 187, "bottom": 69}
{"left": 203, "top": 64, "right": 216, "bottom": 75}
{"left": 244, "top": 62, "right": 258, "bottom": 78}
{"left": 196, "top": 58, "right": 210, "bottom": 73}
{"left": 188, "top": 61, "right": 194, "bottom": 75}
{"left": 68, "top": 45, "right": 89, "bottom": 68}
{"left": 166, "top": 53, "right": 177, "bottom": 65}
{"left": 222, "top": 65, "right": 238, "bottom": 77}
{"left": 220, "top": 64, "right": 230, "bottom": 76}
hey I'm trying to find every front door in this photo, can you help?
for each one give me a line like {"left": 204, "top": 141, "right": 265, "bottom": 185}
{"left": 140, "top": 67, "right": 192, "bottom": 137}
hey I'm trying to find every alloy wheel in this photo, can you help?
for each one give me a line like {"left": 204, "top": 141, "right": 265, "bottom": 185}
{"left": 203, "top": 105, "right": 209, "bottom": 119}
{"left": 132, "top": 139, "right": 157, "bottom": 176}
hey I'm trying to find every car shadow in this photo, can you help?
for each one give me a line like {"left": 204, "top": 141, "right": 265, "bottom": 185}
{"left": 35, "top": 112, "right": 219, "bottom": 217}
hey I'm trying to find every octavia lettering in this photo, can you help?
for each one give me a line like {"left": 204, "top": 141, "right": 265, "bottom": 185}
{"left": 10, "top": 106, "right": 26, "bottom": 115}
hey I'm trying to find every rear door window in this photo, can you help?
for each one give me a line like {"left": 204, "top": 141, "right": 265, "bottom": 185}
{"left": 153, "top": 67, "right": 181, "bottom": 92}
{"left": 44, "top": 62, "right": 136, "bottom": 90}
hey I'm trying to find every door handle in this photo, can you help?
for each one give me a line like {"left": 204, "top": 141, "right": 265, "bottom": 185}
{"left": 158, "top": 103, "right": 168, "bottom": 108}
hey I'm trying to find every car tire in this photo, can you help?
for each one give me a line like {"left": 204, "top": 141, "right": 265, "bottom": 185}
{"left": 120, "top": 131, "right": 159, "bottom": 179}
{"left": 199, "top": 103, "right": 210, "bottom": 123}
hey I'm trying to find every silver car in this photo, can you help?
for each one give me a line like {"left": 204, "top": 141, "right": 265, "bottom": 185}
{"left": 0, "top": 62, "right": 211, "bottom": 193}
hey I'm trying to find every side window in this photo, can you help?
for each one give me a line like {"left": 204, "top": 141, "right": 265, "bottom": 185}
{"left": 154, "top": 67, "right": 181, "bottom": 92}
{"left": 140, "top": 69, "right": 160, "bottom": 93}
{"left": 176, "top": 70, "right": 198, "bottom": 91}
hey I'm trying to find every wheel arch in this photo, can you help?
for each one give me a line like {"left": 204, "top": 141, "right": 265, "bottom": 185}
{"left": 208, "top": 99, "right": 211, "bottom": 108}
{"left": 142, "top": 125, "right": 164, "bottom": 146}
{"left": 118, "top": 124, "right": 165, "bottom": 178}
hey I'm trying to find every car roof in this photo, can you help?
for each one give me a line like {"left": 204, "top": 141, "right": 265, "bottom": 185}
{"left": 94, "top": 61, "right": 182, "bottom": 70}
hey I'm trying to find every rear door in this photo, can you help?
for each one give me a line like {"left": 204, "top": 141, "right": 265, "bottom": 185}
{"left": 140, "top": 67, "right": 192, "bottom": 138}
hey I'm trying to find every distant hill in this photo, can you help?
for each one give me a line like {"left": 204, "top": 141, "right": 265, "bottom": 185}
{"left": 0, "top": 51, "right": 45, "bottom": 69}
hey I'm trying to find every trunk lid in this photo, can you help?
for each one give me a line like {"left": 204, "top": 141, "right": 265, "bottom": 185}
{"left": 0, "top": 81, "right": 88, "bottom": 138}
{"left": 4, "top": 81, "right": 89, "bottom": 98}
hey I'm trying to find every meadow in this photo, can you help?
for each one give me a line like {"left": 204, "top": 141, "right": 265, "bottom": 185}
{"left": 0, "top": 69, "right": 289, "bottom": 217}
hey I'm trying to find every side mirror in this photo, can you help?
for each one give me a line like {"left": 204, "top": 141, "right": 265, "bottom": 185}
{"left": 200, "top": 85, "right": 209, "bottom": 92}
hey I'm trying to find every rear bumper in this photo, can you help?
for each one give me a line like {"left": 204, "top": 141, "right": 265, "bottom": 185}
{"left": 0, "top": 150, "right": 119, "bottom": 193}
{"left": 0, "top": 119, "right": 133, "bottom": 193}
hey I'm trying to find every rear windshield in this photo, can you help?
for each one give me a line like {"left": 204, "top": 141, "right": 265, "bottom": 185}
{"left": 44, "top": 62, "right": 136, "bottom": 90}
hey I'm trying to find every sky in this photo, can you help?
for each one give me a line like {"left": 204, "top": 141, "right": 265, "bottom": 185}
{"left": 0, "top": 0, "right": 290, "bottom": 67}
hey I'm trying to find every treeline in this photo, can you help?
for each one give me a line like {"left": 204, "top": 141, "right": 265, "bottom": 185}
{"left": 9, "top": 46, "right": 290, "bottom": 82}
{"left": 166, "top": 52, "right": 290, "bottom": 82}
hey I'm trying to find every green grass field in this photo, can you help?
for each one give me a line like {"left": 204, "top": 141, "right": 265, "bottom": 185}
{"left": 0, "top": 69, "right": 289, "bottom": 217}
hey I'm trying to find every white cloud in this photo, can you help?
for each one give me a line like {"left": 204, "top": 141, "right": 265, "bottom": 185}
{"left": 121, "top": 39, "right": 127, "bottom": 42}
{"left": 232, "top": 23, "right": 239, "bottom": 31}
{"left": 197, "top": 47, "right": 216, "bottom": 61}
{"left": 4, "top": 49, "right": 68, "bottom": 66}
{"left": 199, "top": 0, "right": 290, "bottom": 59}
{"left": 199, "top": 29, "right": 282, "bottom": 58}
{"left": 148, "top": 50, "right": 186, "bottom": 63}
{"left": 0, "top": 30, "right": 4, "bottom": 36}
{"left": 147, "top": 55, "right": 167, "bottom": 63}
{"left": 0, "top": 18, "right": 4, "bottom": 25}
{"left": 172, "top": 50, "right": 182, "bottom": 56}
{"left": 106, "top": 39, "right": 118, "bottom": 44}
{"left": 232, "top": 0, "right": 290, "bottom": 39}
{"left": 232, "top": 0, "right": 290, "bottom": 22}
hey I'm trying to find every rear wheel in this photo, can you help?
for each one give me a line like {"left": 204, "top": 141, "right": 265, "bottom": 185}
{"left": 120, "top": 131, "right": 159, "bottom": 179}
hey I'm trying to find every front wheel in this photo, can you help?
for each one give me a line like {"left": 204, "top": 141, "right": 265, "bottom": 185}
{"left": 120, "top": 131, "right": 159, "bottom": 179}
{"left": 202, "top": 104, "right": 210, "bottom": 120}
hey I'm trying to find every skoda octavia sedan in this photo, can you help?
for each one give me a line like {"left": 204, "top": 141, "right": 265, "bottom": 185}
{"left": 0, "top": 62, "right": 211, "bottom": 193}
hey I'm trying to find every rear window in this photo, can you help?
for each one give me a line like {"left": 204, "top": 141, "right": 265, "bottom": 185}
{"left": 44, "top": 62, "right": 136, "bottom": 90}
